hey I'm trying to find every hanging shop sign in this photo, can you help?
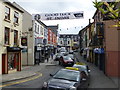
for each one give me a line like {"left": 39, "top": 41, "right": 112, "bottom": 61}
{"left": 33, "top": 11, "right": 84, "bottom": 20}
{"left": 21, "top": 37, "right": 27, "bottom": 46}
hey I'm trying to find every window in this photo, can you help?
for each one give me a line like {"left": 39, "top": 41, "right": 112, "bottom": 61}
{"left": 38, "top": 25, "right": 39, "bottom": 33}
{"left": 4, "top": 27, "right": 10, "bottom": 45}
{"left": 68, "top": 41, "right": 70, "bottom": 44}
{"left": 5, "top": 6, "right": 10, "bottom": 20}
{"left": 40, "top": 26, "right": 43, "bottom": 35}
{"left": 61, "top": 41, "right": 62, "bottom": 44}
{"left": 14, "top": 11, "right": 19, "bottom": 23}
{"left": 14, "top": 30, "right": 18, "bottom": 45}
{"left": 35, "top": 23, "right": 37, "bottom": 32}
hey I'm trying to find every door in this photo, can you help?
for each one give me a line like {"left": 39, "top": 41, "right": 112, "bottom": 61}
{"left": 2, "top": 54, "right": 6, "bottom": 74}
{"left": 15, "top": 53, "right": 19, "bottom": 71}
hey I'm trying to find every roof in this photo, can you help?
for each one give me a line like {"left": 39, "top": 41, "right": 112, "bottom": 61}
{"left": 3, "top": 0, "right": 24, "bottom": 13}
{"left": 92, "top": 9, "right": 98, "bottom": 19}
{"left": 47, "top": 25, "right": 59, "bottom": 30}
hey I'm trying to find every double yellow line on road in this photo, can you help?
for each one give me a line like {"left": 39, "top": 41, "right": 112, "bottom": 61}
{"left": 0, "top": 73, "right": 42, "bottom": 87}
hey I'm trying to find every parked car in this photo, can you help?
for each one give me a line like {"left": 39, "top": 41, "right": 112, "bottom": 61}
{"left": 42, "top": 68, "right": 89, "bottom": 90}
{"left": 73, "top": 62, "right": 90, "bottom": 76}
{"left": 69, "top": 50, "right": 74, "bottom": 54}
{"left": 59, "top": 56, "right": 74, "bottom": 66}
{"left": 67, "top": 54, "right": 75, "bottom": 61}
{"left": 73, "top": 49, "right": 78, "bottom": 52}
{"left": 54, "top": 53, "right": 63, "bottom": 61}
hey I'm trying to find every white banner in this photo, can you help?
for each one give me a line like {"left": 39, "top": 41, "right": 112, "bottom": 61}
{"left": 32, "top": 11, "right": 84, "bottom": 20}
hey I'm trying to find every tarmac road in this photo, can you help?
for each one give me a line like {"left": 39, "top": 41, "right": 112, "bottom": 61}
{"left": 2, "top": 65, "right": 63, "bottom": 90}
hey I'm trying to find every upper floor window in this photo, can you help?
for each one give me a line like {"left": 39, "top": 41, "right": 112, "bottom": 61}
{"left": 14, "top": 30, "right": 18, "bottom": 45}
{"left": 38, "top": 25, "right": 39, "bottom": 33}
{"left": 5, "top": 6, "right": 10, "bottom": 20}
{"left": 14, "top": 11, "right": 19, "bottom": 23}
{"left": 35, "top": 23, "right": 37, "bottom": 33}
{"left": 40, "top": 26, "right": 43, "bottom": 35}
{"left": 4, "top": 27, "right": 10, "bottom": 45}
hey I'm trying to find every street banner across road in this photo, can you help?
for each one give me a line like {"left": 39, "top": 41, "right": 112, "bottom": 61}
{"left": 33, "top": 11, "right": 84, "bottom": 20}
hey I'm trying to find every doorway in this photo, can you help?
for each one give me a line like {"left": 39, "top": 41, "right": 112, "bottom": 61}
{"left": 2, "top": 54, "right": 6, "bottom": 74}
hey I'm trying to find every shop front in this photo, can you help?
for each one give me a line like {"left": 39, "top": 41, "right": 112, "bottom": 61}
{"left": 7, "top": 47, "right": 22, "bottom": 73}
{"left": 93, "top": 48, "right": 105, "bottom": 73}
{"left": 34, "top": 46, "right": 41, "bottom": 64}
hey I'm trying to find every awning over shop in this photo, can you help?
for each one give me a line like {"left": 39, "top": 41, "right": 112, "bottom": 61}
{"left": 93, "top": 48, "right": 104, "bottom": 54}
{"left": 7, "top": 47, "right": 22, "bottom": 52}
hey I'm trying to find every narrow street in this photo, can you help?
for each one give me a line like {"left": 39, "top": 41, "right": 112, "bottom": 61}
{"left": 2, "top": 64, "right": 63, "bottom": 89}
{"left": 74, "top": 52, "right": 118, "bottom": 88}
{"left": 1, "top": 52, "right": 118, "bottom": 90}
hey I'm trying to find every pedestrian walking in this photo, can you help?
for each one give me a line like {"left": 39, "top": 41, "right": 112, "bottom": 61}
{"left": 51, "top": 53, "right": 54, "bottom": 59}
{"left": 45, "top": 52, "right": 49, "bottom": 62}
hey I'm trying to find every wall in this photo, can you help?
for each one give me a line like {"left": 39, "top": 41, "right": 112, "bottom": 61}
{"left": 1, "top": 2, "right": 23, "bottom": 50}
{"left": 0, "top": 1, "right": 23, "bottom": 74}
{"left": 22, "top": 11, "right": 33, "bottom": 65}
{"left": 0, "top": 1, "right": 3, "bottom": 74}
{"left": 104, "top": 20, "right": 119, "bottom": 77}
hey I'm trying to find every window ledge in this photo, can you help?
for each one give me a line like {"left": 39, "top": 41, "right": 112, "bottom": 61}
{"left": 4, "top": 44, "right": 10, "bottom": 47}
{"left": 13, "top": 22, "right": 19, "bottom": 26}
{"left": 4, "top": 19, "right": 11, "bottom": 23}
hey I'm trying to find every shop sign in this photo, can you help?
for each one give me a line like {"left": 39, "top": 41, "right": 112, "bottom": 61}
{"left": 21, "top": 37, "right": 27, "bottom": 46}
{"left": 33, "top": 11, "right": 84, "bottom": 20}
{"left": 22, "top": 48, "right": 27, "bottom": 53}
{"left": 7, "top": 47, "right": 22, "bottom": 52}
{"left": 93, "top": 48, "right": 104, "bottom": 54}
{"left": 37, "top": 47, "right": 41, "bottom": 51}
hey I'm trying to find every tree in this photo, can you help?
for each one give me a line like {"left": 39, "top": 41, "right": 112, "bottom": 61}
{"left": 93, "top": 0, "right": 120, "bottom": 27}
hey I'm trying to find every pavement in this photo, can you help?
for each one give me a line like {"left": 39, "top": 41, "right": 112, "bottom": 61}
{"left": 75, "top": 52, "right": 119, "bottom": 89}
{"left": 1, "top": 56, "right": 57, "bottom": 84}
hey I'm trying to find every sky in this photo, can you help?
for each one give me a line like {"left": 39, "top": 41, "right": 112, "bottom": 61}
{"left": 9, "top": 0, "right": 97, "bottom": 34}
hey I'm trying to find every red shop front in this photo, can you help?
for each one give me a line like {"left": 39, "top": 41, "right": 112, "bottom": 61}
{"left": 6, "top": 47, "right": 21, "bottom": 74}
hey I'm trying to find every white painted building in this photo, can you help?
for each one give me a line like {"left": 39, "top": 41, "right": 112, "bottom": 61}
{"left": 0, "top": 0, "right": 23, "bottom": 74}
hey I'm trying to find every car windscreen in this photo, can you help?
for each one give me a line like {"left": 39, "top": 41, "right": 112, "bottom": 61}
{"left": 53, "top": 69, "right": 80, "bottom": 82}
{"left": 63, "top": 56, "right": 72, "bottom": 60}
{"left": 67, "top": 54, "right": 74, "bottom": 58}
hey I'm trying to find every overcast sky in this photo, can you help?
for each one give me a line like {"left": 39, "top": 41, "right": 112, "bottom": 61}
{"left": 9, "top": 0, "right": 97, "bottom": 34}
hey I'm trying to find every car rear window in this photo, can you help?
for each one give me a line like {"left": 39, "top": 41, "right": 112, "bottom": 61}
{"left": 53, "top": 69, "right": 80, "bottom": 82}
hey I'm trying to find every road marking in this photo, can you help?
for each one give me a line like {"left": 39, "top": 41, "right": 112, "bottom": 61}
{"left": 0, "top": 73, "right": 42, "bottom": 87}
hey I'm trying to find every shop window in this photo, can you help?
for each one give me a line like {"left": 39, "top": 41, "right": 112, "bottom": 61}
{"left": 8, "top": 53, "right": 15, "bottom": 70}
{"left": 5, "top": 6, "right": 10, "bottom": 20}
{"left": 4, "top": 27, "right": 10, "bottom": 45}
{"left": 14, "top": 11, "right": 19, "bottom": 24}
{"left": 61, "top": 41, "right": 62, "bottom": 44}
{"left": 8, "top": 53, "right": 19, "bottom": 70}
{"left": 14, "top": 30, "right": 18, "bottom": 45}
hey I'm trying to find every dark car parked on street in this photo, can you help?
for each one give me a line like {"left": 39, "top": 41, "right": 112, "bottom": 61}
{"left": 59, "top": 56, "right": 74, "bottom": 66}
{"left": 42, "top": 68, "right": 89, "bottom": 90}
